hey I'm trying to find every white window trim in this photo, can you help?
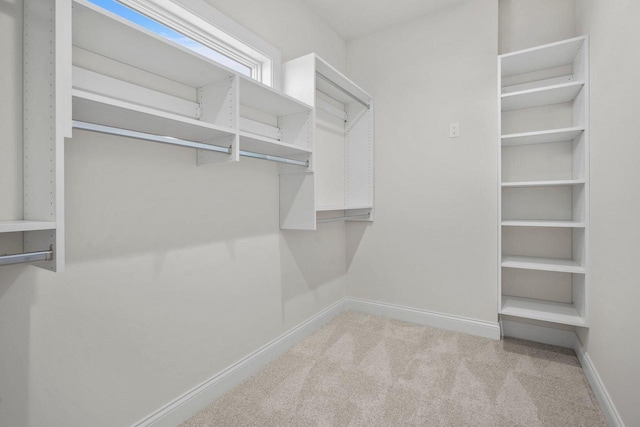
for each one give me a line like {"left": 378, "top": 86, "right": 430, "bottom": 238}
{"left": 119, "top": 0, "right": 282, "bottom": 88}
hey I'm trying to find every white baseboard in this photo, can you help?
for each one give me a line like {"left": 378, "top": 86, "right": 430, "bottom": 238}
{"left": 131, "top": 298, "right": 348, "bottom": 427}
{"left": 503, "top": 319, "right": 624, "bottom": 427}
{"left": 575, "top": 346, "right": 625, "bottom": 427}
{"left": 346, "top": 297, "right": 501, "bottom": 340}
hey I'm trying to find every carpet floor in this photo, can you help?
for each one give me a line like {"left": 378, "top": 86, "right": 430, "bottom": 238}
{"left": 182, "top": 311, "right": 606, "bottom": 426}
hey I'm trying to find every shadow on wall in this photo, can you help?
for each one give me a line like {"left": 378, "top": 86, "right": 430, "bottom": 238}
{"left": 64, "top": 132, "right": 283, "bottom": 265}
{"left": 346, "top": 222, "right": 369, "bottom": 270}
{"left": 0, "top": 265, "right": 35, "bottom": 427}
{"left": 279, "top": 222, "right": 349, "bottom": 320}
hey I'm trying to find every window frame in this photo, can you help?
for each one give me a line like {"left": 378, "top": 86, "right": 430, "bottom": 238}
{"left": 118, "top": 0, "right": 282, "bottom": 88}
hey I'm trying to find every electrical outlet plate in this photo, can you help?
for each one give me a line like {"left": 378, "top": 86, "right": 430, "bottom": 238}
{"left": 449, "top": 122, "right": 460, "bottom": 138}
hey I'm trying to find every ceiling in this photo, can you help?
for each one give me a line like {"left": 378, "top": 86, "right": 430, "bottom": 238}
{"left": 301, "top": 0, "right": 471, "bottom": 41}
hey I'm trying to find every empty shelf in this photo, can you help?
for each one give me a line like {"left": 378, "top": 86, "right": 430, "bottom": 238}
{"left": 501, "top": 127, "right": 584, "bottom": 147}
{"left": 239, "top": 76, "right": 312, "bottom": 116}
{"left": 501, "top": 81, "right": 584, "bottom": 111}
{"left": 500, "top": 36, "right": 586, "bottom": 77}
{"left": 501, "top": 220, "right": 585, "bottom": 228}
{"left": 502, "top": 255, "right": 585, "bottom": 274}
{"left": 73, "top": 0, "right": 233, "bottom": 88}
{"left": 501, "top": 296, "right": 586, "bottom": 327}
{"left": 315, "top": 55, "right": 372, "bottom": 107}
{"left": 0, "top": 221, "right": 57, "bottom": 233}
{"left": 316, "top": 205, "right": 373, "bottom": 212}
{"left": 239, "top": 132, "right": 312, "bottom": 157}
{"left": 502, "top": 179, "right": 584, "bottom": 188}
{"left": 72, "top": 90, "right": 235, "bottom": 143}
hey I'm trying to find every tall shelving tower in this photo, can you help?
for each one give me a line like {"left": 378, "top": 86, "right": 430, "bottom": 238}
{"left": 498, "top": 36, "right": 590, "bottom": 327}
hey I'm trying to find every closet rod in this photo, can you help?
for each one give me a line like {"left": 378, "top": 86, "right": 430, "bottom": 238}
{"left": 316, "top": 213, "right": 371, "bottom": 223}
{"left": 239, "top": 150, "right": 308, "bottom": 167}
{"left": 73, "top": 121, "right": 231, "bottom": 154}
{"left": 316, "top": 72, "right": 370, "bottom": 109}
{"left": 72, "top": 121, "right": 309, "bottom": 167}
{"left": 0, "top": 249, "right": 53, "bottom": 266}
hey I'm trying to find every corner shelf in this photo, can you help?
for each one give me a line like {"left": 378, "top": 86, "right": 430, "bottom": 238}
{"left": 501, "top": 127, "right": 584, "bottom": 147}
{"left": 501, "top": 296, "right": 587, "bottom": 327}
{"left": 502, "top": 255, "right": 585, "bottom": 274}
{"left": 501, "top": 81, "right": 585, "bottom": 111}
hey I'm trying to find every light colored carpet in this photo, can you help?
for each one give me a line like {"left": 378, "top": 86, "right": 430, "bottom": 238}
{"left": 182, "top": 311, "right": 606, "bottom": 426}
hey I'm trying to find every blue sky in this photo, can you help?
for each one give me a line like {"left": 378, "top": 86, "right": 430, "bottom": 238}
{"left": 89, "top": 0, "right": 251, "bottom": 76}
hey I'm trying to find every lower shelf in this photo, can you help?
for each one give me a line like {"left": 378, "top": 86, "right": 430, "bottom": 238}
{"left": 0, "top": 220, "right": 57, "bottom": 233}
{"left": 502, "top": 255, "right": 585, "bottom": 274}
{"left": 500, "top": 296, "right": 587, "bottom": 327}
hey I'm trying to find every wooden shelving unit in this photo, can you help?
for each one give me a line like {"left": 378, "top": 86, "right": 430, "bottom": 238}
{"left": 282, "top": 54, "right": 374, "bottom": 229}
{"left": 498, "top": 36, "right": 590, "bottom": 327}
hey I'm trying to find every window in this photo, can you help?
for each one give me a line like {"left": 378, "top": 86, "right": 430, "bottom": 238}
{"left": 88, "top": 0, "right": 280, "bottom": 87}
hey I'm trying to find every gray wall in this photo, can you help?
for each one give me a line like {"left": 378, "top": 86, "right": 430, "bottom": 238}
{"left": 577, "top": 2, "right": 640, "bottom": 425}
{"left": 345, "top": 0, "right": 500, "bottom": 322}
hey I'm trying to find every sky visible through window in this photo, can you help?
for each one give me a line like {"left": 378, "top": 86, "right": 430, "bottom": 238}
{"left": 89, "top": 0, "right": 252, "bottom": 76}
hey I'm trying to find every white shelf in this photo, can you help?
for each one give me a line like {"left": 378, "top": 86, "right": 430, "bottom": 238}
{"left": 501, "top": 179, "right": 584, "bottom": 188}
{"left": 500, "top": 36, "right": 586, "bottom": 77}
{"left": 315, "top": 205, "right": 373, "bottom": 212}
{"left": 501, "top": 296, "right": 586, "bottom": 327}
{"left": 501, "top": 81, "right": 584, "bottom": 111}
{"left": 239, "top": 76, "right": 312, "bottom": 116}
{"left": 73, "top": 0, "right": 232, "bottom": 88}
{"left": 501, "top": 127, "right": 584, "bottom": 147}
{"left": 0, "top": 221, "right": 57, "bottom": 233}
{"left": 315, "top": 56, "right": 372, "bottom": 106}
{"left": 502, "top": 220, "right": 585, "bottom": 228}
{"left": 239, "top": 131, "right": 311, "bottom": 158}
{"left": 502, "top": 255, "right": 585, "bottom": 274}
{"left": 72, "top": 90, "right": 235, "bottom": 143}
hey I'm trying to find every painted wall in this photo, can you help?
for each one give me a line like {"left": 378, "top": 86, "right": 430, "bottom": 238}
{"left": 576, "top": 2, "right": 640, "bottom": 425}
{"left": 499, "top": 0, "right": 576, "bottom": 53}
{"left": 345, "top": 0, "right": 499, "bottom": 322}
{"left": 0, "top": 1, "right": 347, "bottom": 426}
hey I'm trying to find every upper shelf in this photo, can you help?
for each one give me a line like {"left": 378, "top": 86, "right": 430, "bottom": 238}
{"left": 0, "top": 221, "right": 57, "bottom": 233}
{"left": 315, "top": 56, "right": 372, "bottom": 107}
{"left": 501, "top": 127, "right": 584, "bottom": 147}
{"left": 501, "top": 81, "right": 584, "bottom": 111}
{"left": 500, "top": 36, "right": 586, "bottom": 77}
{"left": 73, "top": 1, "right": 233, "bottom": 88}
{"left": 72, "top": 90, "right": 235, "bottom": 142}
{"left": 239, "top": 76, "right": 312, "bottom": 116}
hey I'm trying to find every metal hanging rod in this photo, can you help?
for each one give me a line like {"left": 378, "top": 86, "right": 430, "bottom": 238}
{"left": 316, "top": 213, "right": 371, "bottom": 223}
{"left": 73, "top": 121, "right": 231, "bottom": 154}
{"left": 239, "top": 150, "right": 308, "bottom": 167}
{"left": 316, "top": 72, "right": 370, "bottom": 110}
{"left": 0, "top": 249, "right": 53, "bottom": 266}
{"left": 72, "top": 121, "right": 308, "bottom": 167}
